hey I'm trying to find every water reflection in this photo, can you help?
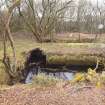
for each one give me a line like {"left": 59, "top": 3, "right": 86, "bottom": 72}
{"left": 25, "top": 71, "right": 74, "bottom": 84}
{"left": 47, "top": 72, "right": 74, "bottom": 80}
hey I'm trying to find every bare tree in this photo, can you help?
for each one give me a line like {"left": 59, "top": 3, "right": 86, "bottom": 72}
{"left": 18, "top": 0, "right": 73, "bottom": 42}
{"left": 1, "top": 0, "right": 21, "bottom": 83}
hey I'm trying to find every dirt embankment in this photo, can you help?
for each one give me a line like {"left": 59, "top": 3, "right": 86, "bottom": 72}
{"left": 0, "top": 84, "right": 105, "bottom": 105}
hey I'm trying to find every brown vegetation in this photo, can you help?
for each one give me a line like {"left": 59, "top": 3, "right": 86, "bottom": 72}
{"left": 0, "top": 84, "right": 105, "bottom": 105}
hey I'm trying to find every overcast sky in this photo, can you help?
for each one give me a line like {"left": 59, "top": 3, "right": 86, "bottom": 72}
{"left": 0, "top": 0, "right": 105, "bottom": 10}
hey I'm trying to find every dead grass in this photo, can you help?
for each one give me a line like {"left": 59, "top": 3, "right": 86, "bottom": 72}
{"left": 0, "top": 83, "right": 105, "bottom": 105}
{"left": 56, "top": 32, "right": 105, "bottom": 43}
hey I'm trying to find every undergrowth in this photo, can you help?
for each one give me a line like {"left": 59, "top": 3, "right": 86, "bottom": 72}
{"left": 32, "top": 73, "right": 62, "bottom": 87}
{"left": 72, "top": 68, "right": 105, "bottom": 88}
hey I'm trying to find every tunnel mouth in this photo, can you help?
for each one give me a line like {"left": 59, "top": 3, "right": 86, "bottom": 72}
{"left": 24, "top": 48, "right": 46, "bottom": 68}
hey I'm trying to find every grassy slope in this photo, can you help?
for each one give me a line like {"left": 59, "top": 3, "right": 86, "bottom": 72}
{"left": 15, "top": 40, "right": 105, "bottom": 65}
{"left": 0, "top": 39, "right": 105, "bottom": 66}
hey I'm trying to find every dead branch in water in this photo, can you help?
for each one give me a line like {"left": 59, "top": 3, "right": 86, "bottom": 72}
{"left": 94, "top": 58, "right": 100, "bottom": 71}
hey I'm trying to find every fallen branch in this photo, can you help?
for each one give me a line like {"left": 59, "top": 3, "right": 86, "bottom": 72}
{"left": 94, "top": 58, "right": 100, "bottom": 71}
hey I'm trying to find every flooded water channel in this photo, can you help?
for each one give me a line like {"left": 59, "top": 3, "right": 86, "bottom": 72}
{"left": 25, "top": 68, "right": 75, "bottom": 84}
